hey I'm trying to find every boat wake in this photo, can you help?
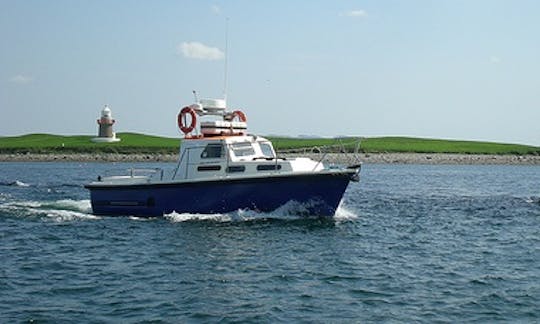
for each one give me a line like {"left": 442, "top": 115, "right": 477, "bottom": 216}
{"left": 0, "top": 199, "right": 99, "bottom": 222}
{"left": 165, "top": 200, "right": 358, "bottom": 223}
{"left": 1, "top": 198, "right": 358, "bottom": 223}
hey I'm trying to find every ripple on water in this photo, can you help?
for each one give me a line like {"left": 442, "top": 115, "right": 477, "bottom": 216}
{"left": 1, "top": 163, "right": 540, "bottom": 322}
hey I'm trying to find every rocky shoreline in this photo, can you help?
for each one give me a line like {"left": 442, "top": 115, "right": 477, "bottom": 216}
{"left": 1, "top": 152, "right": 540, "bottom": 165}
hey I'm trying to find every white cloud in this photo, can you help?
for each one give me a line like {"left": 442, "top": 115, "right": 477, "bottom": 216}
{"left": 177, "top": 42, "right": 224, "bottom": 60}
{"left": 489, "top": 56, "right": 501, "bottom": 64}
{"left": 211, "top": 5, "right": 221, "bottom": 15}
{"left": 9, "top": 74, "right": 34, "bottom": 84}
{"left": 343, "top": 10, "right": 368, "bottom": 18}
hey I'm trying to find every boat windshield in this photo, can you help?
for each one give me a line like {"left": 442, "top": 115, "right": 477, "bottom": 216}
{"left": 259, "top": 142, "right": 275, "bottom": 158}
{"left": 231, "top": 142, "right": 256, "bottom": 157}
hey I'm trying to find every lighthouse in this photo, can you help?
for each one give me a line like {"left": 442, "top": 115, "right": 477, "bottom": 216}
{"left": 91, "top": 105, "right": 121, "bottom": 143}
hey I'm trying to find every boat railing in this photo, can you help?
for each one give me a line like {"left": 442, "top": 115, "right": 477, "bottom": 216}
{"left": 127, "top": 168, "right": 164, "bottom": 180}
{"left": 274, "top": 138, "right": 363, "bottom": 170}
{"left": 97, "top": 167, "right": 164, "bottom": 182}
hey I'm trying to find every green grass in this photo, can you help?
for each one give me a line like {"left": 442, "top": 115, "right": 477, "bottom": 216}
{"left": 268, "top": 137, "right": 361, "bottom": 152}
{"left": 359, "top": 137, "right": 540, "bottom": 155}
{"left": 0, "top": 133, "right": 539, "bottom": 155}
{"left": 269, "top": 136, "right": 540, "bottom": 155}
{"left": 0, "top": 133, "right": 180, "bottom": 154}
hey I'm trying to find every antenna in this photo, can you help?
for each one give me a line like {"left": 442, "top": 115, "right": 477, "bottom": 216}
{"left": 192, "top": 90, "right": 199, "bottom": 102}
{"left": 223, "top": 17, "right": 229, "bottom": 102}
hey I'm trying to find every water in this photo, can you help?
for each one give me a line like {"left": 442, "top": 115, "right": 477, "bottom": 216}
{"left": 1, "top": 162, "right": 539, "bottom": 322}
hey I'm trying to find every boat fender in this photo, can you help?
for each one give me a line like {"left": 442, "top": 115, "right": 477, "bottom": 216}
{"left": 178, "top": 106, "right": 197, "bottom": 134}
{"left": 231, "top": 110, "right": 247, "bottom": 122}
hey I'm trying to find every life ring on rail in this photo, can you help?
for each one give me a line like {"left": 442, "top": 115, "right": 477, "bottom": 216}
{"left": 231, "top": 110, "right": 247, "bottom": 122}
{"left": 177, "top": 106, "right": 197, "bottom": 134}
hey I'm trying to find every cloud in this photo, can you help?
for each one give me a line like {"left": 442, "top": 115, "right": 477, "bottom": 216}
{"left": 342, "top": 9, "right": 368, "bottom": 18}
{"left": 177, "top": 42, "right": 224, "bottom": 60}
{"left": 9, "top": 74, "right": 34, "bottom": 84}
{"left": 211, "top": 5, "right": 221, "bottom": 15}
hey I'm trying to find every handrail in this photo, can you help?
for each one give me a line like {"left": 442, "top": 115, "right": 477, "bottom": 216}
{"left": 274, "top": 138, "right": 363, "bottom": 170}
{"left": 128, "top": 168, "right": 164, "bottom": 180}
{"left": 274, "top": 138, "right": 362, "bottom": 154}
{"left": 312, "top": 152, "right": 329, "bottom": 171}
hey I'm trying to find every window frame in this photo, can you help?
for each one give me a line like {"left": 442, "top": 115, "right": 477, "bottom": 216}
{"left": 200, "top": 143, "right": 224, "bottom": 159}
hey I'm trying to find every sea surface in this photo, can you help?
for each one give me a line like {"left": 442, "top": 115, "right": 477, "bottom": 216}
{"left": 1, "top": 162, "right": 539, "bottom": 323}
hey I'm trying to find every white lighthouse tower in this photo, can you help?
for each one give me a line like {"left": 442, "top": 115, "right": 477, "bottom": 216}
{"left": 91, "top": 105, "right": 121, "bottom": 143}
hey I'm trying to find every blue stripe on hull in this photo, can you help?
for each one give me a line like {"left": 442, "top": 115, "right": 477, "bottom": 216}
{"left": 87, "top": 173, "right": 352, "bottom": 217}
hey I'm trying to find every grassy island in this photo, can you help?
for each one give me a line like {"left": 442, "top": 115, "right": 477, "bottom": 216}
{"left": 0, "top": 133, "right": 539, "bottom": 155}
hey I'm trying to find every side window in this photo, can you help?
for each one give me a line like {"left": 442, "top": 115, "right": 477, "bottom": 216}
{"left": 257, "top": 164, "right": 282, "bottom": 171}
{"left": 226, "top": 165, "right": 246, "bottom": 173}
{"left": 201, "top": 144, "right": 223, "bottom": 159}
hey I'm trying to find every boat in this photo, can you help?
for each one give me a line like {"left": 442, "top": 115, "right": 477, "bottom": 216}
{"left": 85, "top": 98, "right": 361, "bottom": 217}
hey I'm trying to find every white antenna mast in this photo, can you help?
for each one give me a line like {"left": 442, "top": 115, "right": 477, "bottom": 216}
{"left": 223, "top": 17, "right": 229, "bottom": 102}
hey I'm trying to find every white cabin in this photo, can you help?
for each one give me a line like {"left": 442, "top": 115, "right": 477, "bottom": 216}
{"left": 173, "top": 135, "right": 324, "bottom": 181}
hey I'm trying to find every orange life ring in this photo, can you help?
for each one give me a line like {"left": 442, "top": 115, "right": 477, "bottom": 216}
{"left": 178, "top": 106, "right": 197, "bottom": 134}
{"left": 231, "top": 110, "right": 247, "bottom": 122}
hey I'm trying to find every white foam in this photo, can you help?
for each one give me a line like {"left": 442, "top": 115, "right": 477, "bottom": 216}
{"left": 43, "top": 208, "right": 101, "bottom": 222}
{"left": 50, "top": 199, "right": 92, "bottom": 213}
{"left": 12, "top": 180, "right": 30, "bottom": 187}
{"left": 128, "top": 216, "right": 158, "bottom": 221}
{"left": 0, "top": 199, "right": 98, "bottom": 221}
{"left": 334, "top": 203, "right": 359, "bottom": 221}
{"left": 165, "top": 211, "right": 233, "bottom": 223}
{"left": 525, "top": 197, "right": 540, "bottom": 204}
{"left": 7, "top": 200, "right": 42, "bottom": 208}
{"left": 164, "top": 200, "right": 356, "bottom": 223}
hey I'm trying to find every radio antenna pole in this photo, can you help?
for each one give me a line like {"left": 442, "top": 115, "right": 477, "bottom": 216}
{"left": 223, "top": 17, "right": 229, "bottom": 102}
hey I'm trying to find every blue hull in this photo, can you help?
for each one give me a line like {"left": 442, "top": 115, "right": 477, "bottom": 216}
{"left": 85, "top": 172, "right": 354, "bottom": 217}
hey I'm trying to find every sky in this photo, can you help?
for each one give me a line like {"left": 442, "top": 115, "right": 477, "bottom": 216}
{"left": 1, "top": 0, "right": 539, "bottom": 145}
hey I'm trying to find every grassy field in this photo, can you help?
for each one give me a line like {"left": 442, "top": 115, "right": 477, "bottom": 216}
{"left": 270, "top": 136, "right": 540, "bottom": 155}
{"left": 0, "top": 133, "right": 180, "bottom": 154}
{"left": 0, "top": 133, "right": 539, "bottom": 155}
{"left": 359, "top": 137, "right": 540, "bottom": 155}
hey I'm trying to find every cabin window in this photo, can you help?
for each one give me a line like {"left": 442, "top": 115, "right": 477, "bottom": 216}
{"left": 201, "top": 144, "right": 223, "bottom": 159}
{"left": 197, "top": 165, "right": 222, "bottom": 172}
{"left": 226, "top": 165, "right": 246, "bottom": 173}
{"left": 231, "top": 142, "right": 255, "bottom": 157}
{"left": 257, "top": 164, "right": 282, "bottom": 171}
{"left": 259, "top": 142, "right": 275, "bottom": 158}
